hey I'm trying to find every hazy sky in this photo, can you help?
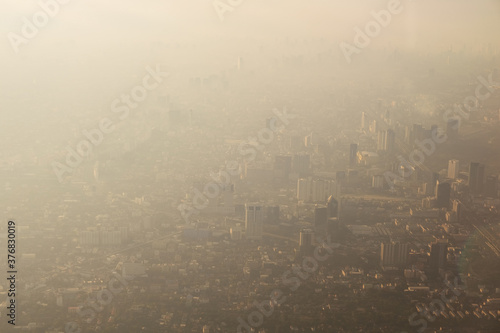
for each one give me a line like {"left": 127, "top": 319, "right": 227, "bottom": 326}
{"left": 1, "top": 0, "right": 499, "bottom": 54}
{"left": 1, "top": 0, "right": 499, "bottom": 138}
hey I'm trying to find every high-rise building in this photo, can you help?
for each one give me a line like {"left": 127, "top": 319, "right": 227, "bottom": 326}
{"left": 297, "top": 178, "right": 310, "bottom": 201}
{"left": 79, "top": 231, "right": 100, "bottom": 246}
{"left": 245, "top": 205, "right": 263, "bottom": 240}
{"left": 404, "top": 125, "right": 412, "bottom": 145}
{"left": 385, "top": 129, "right": 395, "bottom": 153}
{"left": 336, "top": 171, "right": 346, "bottom": 182}
{"left": 314, "top": 206, "right": 328, "bottom": 233}
{"left": 312, "top": 179, "right": 330, "bottom": 202}
{"left": 299, "top": 228, "right": 314, "bottom": 254}
{"left": 384, "top": 109, "right": 391, "bottom": 125}
{"left": 100, "top": 230, "right": 122, "bottom": 246}
{"left": 485, "top": 175, "right": 498, "bottom": 198}
{"left": 447, "top": 160, "right": 459, "bottom": 179}
{"left": 326, "top": 195, "right": 338, "bottom": 219}
{"left": 469, "top": 162, "right": 485, "bottom": 195}
{"left": 304, "top": 134, "right": 313, "bottom": 148}
{"left": 327, "top": 217, "right": 340, "bottom": 239}
{"left": 274, "top": 155, "right": 292, "bottom": 179}
{"left": 405, "top": 123, "right": 426, "bottom": 147}
{"left": 349, "top": 143, "right": 358, "bottom": 167}
{"left": 452, "top": 200, "right": 462, "bottom": 222}
{"left": 377, "top": 130, "right": 395, "bottom": 152}
{"left": 377, "top": 130, "right": 386, "bottom": 152}
{"left": 230, "top": 224, "right": 242, "bottom": 241}
{"left": 429, "top": 240, "right": 448, "bottom": 272}
{"left": 297, "top": 178, "right": 339, "bottom": 203}
{"left": 412, "top": 124, "right": 424, "bottom": 142}
{"left": 316, "top": 179, "right": 340, "bottom": 202}
{"left": 264, "top": 205, "right": 280, "bottom": 224}
{"left": 431, "top": 172, "right": 440, "bottom": 188}
{"left": 435, "top": 181, "right": 451, "bottom": 209}
{"left": 372, "top": 175, "right": 385, "bottom": 189}
{"left": 380, "top": 242, "right": 409, "bottom": 268}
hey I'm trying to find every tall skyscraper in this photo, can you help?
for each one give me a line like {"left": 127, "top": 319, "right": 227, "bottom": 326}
{"left": 372, "top": 175, "right": 385, "bottom": 189}
{"left": 245, "top": 205, "right": 263, "bottom": 240}
{"left": 361, "top": 112, "right": 368, "bottom": 131}
{"left": 409, "top": 124, "right": 424, "bottom": 147}
{"left": 452, "top": 200, "right": 462, "bottom": 222}
{"left": 377, "top": 129, "right": 395, "bottom": 152}
{"left": 327, "top": 217, "right": 340, "bottom": 239}
{"left": 404, "top": 125, "right": 412, "bottom": 145}
{"left": 377, "top": 130, "right": 386, "bottom": 152}
{"left": 431, "top": 172, "right": 440, "bottom": 188}
{"left": 314, "top": 206, "right": 328, "bottom": 233}
{"left": 326, "top": 195, "right": 338, "bottom": 219}
{"left": 264, "top": 206, "right": 280, "bottom": 224}
{"left": 299, "top": 228, "right": 314, "bottom": 254}
{"left": 349, "top": 143, "right": 358, "bottom": 167}
{"left": 447, "top": 160, "right": 459, "bottom": 179}
{"left": 485, "top": 175, "right": 498, "bottom": 198}
{"left": 429, "top": 240, "right": 448, "bottom": 273}
{"left": 297, "top": 178, "right": 340, "bottom": 203}
{"left": 469, "top": 162, "right": 485, "bottom": 195}
{"left": 314, "top": 179, "right": 340, "bottom": 202}
{"left": 385, "top": 129, "right": 395, "bottom": 153}
{"left": 230, "top": 224, "right": 242, "bottom": 241}
{"left": 297, "top": 178, "right": 311, "bottom": 201}
{"left": 381, "top": 242, "right": 409, "bottom": 268}
{"left": 435, "top": 181, "right": 451, "bottom": 209}
{"left": 274, "top": 155, "right": 292, "bottom": 179}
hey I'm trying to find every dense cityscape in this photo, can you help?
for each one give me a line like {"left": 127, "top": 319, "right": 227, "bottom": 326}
{"left": 1, "top": 1, "right": 500, "bottom": 333}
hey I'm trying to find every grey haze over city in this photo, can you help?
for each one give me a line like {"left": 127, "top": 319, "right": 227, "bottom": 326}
{"left": 1, "top": 0, "right": 500, "bottom": 332}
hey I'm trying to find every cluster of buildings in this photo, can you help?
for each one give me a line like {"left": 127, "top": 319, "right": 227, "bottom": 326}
{"left": 1, "top": 43, "right": 499, "bottom": 332}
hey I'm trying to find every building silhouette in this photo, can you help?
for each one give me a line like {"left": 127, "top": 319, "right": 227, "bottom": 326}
{"left": 447, "top": 159, "right": 459, "bottom": 179}
{"left": 381, "top": 242, "right": 409, "bottom": 269}
{"left": 274, "top": 155, "right": 292, "bottom": 180}
{"left": 469, "top": 162, "right": 485, "bottom": 195}
{"left": 314, "top": 206, "right": 328, "bottom": 234}
{"left": 435, "top": 181, "right": 451, "bottom": 209}
{"left": 377, "top": 129, "right": 395, "bottom": 153}
{"left": 245, "top": 204, "right": 263, "bottom": 240}
{"left": 429, "top": 240, "right": 448, "bottom": 273}
{"left": 327, "top": 195, "right": 338, "bottom": 219}
{"left": 349, "top": 143, "right": 358, "bottom": 167}
{"left": 299, "top": 228, "right": 314, "bottom": 254}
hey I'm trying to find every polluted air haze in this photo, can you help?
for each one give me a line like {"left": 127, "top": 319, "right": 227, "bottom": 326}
{"left": 0, "top": 0, "right": 500, "bottom": 332}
